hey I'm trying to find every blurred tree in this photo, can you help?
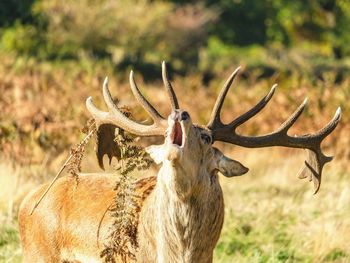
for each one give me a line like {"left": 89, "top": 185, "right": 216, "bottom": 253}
{"left": 205, "top": 0, "right": 270, "bottom": 45}
{"left": 27, "top": 0, "right": 216, "bottom": 73}
{"left": 199, "top": 0, "right": 338, "bottom": 47}
{"left": 332, "top": 0, "right": 350, "bottom": 57}
{"left": 0, "top": 0, "right": 36, "bottom": 27}
{"left": 1, "top": 0, "right": 350, "bottom": 75}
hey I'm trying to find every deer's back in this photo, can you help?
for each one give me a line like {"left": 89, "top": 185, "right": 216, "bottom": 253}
{"left": 19, "top": 174, "right": 117, "bottom": 262}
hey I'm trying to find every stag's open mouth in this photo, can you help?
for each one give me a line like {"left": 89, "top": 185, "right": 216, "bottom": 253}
{"left": 170, "top": 120, "right": 185, "bottom": 147}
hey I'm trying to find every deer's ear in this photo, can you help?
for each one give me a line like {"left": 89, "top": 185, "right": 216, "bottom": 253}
{"left": 213, "top": 148, "right": 249, "bottom": 177}
{"left": 146, "top": 145, "right": 165, "bottom": 164}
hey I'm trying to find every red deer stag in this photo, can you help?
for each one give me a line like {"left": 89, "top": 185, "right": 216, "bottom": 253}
{"left": 19, "top": 62, "right": 341, "bottom": 263}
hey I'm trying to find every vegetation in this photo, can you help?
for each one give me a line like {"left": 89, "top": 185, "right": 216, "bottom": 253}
{"left": 1, "top": 0, "right": 350, "bottom": 75}
{"left": 0, "top": 0, "right": 349, "bottom": 262}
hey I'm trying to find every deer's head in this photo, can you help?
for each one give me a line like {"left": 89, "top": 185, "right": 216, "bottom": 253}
{"left": 86, "top": 62, "right": 341, "bottom": 195}
{"left": 145, "top": 108, "right": 248, "bottom": 193}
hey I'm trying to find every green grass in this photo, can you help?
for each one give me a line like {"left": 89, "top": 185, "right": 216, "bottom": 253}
{"left": 213, "top": 149, "right": 350, "bottom": 263}
{"left": 214, "top": 210, "right": 309, "bottom": 262}
{"left": 0, "top": 223, "right": 21, "bottom": 263}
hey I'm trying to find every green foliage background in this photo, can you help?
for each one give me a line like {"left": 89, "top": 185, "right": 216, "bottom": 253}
{"left": 1, "top": 0, "right": 350, "bottom": 77}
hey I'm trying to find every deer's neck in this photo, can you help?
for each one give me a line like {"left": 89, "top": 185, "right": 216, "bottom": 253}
{"left": 137, "top": 162, "right": 224, "bottom": 263}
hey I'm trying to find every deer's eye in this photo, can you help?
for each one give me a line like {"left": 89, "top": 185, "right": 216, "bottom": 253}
{"left": 201, "top": 134, "right": 211, "bottom": 144}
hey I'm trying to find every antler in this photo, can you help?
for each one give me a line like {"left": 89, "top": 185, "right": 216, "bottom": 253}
{"left": 86, "top": 62, "right": 180, "bottom": 169}
{"left": 86, "top": 62, "right": 179, "bottom": 137}
{"left": 87, "top": 78, "right": 159, "bottom": 136}
{"left": 162, "top": 61, "right": 180, "bottom": 110}
{"left": 207, "top": 67, "right": 342, "bottom": 193}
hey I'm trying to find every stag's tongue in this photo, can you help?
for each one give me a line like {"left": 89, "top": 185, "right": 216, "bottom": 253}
{"left": 173, "top": 121, "right": 183, "bottom": 146}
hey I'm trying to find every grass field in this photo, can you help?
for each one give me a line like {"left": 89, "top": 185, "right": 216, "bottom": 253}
{"left": 1, "top": 147, "right": 349, "bottom": 263}
{"left": 0, "top": 52, "right": 348, "bottom": 262}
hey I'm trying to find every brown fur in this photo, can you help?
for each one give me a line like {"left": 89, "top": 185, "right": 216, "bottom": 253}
{"left": 137, "top": 174, "right": 224, "bottom": 263}
{"left": 19, "top": 174, "right": 117, "bottom": 262}
{"left": 19, "top": 172, "right": 223, "bottom": 263}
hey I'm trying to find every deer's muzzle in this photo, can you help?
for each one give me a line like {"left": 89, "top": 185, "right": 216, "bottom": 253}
{"left": 169, "top": 110, "right": 190, "bottom": 148}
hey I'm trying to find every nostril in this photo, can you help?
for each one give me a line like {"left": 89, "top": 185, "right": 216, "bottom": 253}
{"left": 181, "top": 111, "right": 190, "bottom": 121}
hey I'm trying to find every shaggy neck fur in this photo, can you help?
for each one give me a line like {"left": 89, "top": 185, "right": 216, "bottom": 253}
{"left": 137, "top": 161, "right": 224, "bottom": 263}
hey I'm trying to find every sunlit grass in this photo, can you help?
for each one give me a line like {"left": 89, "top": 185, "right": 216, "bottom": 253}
{"left": 0, "top": 224, "right": 21, "bottom": 263}
{"left": 0, "top": 163, "right": 39, "bottom": 263}
{"left": 1, "top": 147, "right": 349, "bottom": 262}
{"left": 214, "top": 148, "right": 350, "bottom": 262}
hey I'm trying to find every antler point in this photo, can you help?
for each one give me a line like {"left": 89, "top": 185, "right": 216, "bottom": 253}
{"left": 103, "top": 77, "right": 109, "bottom": 86}
{"left": 85, "top": 96, "right": 100, "bottom": 115}
{"left": 326, "top": 155, "right": 334, "bottom": 162}
{"left": 86, "top": 96, "right": 93, "bottom": 104}
{"left": 335, "top": 107, "right": 342, "bottom": 119}
{"left": 265, "top": 85, "right": 276, "bottom": 101}
{"left": 233, "top": 66, "right": 241, "bottom": 74}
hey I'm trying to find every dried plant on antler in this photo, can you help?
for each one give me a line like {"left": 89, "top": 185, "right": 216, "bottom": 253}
{"left": 29, "top": 119, "right": 97, "bottom": 215}
{"left": 100, "top": 172, "right": 139, "bottom": 263}
{"left": 67, "top": 118, "right": 97, "bottom": 181}
{"left": 98, "top": 105, "right": 153, "bottom": 263}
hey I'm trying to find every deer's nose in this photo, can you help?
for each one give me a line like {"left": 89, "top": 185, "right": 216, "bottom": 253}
{"left": 170, "top": 110, "right": 190, "bottom": 121}
{"left": 181, "top": 111, "right": 190, "bottom": 121}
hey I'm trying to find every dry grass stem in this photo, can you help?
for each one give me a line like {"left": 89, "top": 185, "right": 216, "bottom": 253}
{"left": 29, "top": 123, "right": 96, "bottom": 215}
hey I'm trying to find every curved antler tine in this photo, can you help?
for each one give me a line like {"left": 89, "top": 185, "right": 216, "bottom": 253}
{"left": 207, "top": 66, "right": 241, "bottom": 128}
{"left": 229, "top": 84, "right": 277, "bottom": 128}
{"left": 86, "top": 77, "right": 120, "bottom": 121}
{"left": 129, "top": 70, "right": 164, "bottom": 122}
{"left": 102, "top": 77, "right": 120, "bottom": 114}
{"left": 162, "top": 61, "right": 179, "bottom": 110}
{"left": 86, "top": 96, "right": 109, "bottom": 121}
{"left": 299, "top": 108, "right": 340, "bottom": 194}
{"left": 87, "top": 93, "right": 133, "bottom": 130}
{"left": 314, "top": 107, "right": 341, "bottom": 140}
{"left": 277, "top": 98, "right": 308, "bottom": 133}
{"left": 304, "top": 159, "right": 321, "bottom": 194}
{"left": 86, "top": 77, "right": 167, "bottom": 136}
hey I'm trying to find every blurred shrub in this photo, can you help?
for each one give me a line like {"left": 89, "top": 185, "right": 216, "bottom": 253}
{"left": 199, "top": 37, "right": 268, "bottom": 74}
{"left": 199, "top": 35, "right": 350, "bottom": 82}
{"left": 1, "top": 0, "right": 350, "bottom": 77}
{"left": 171, "top": 0, "right": 350, "bottom": 50}
{"left": 0, "top": 22, "right": 42, "bottom": 56}
{"left": 202, "top": 0, "right": 350, "bottom": 58}
{"left": 333, "top": 0, "right": 350, "bottom": 57}
{"left": 24, "top": 0, "right": 216, "bottom": 72}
